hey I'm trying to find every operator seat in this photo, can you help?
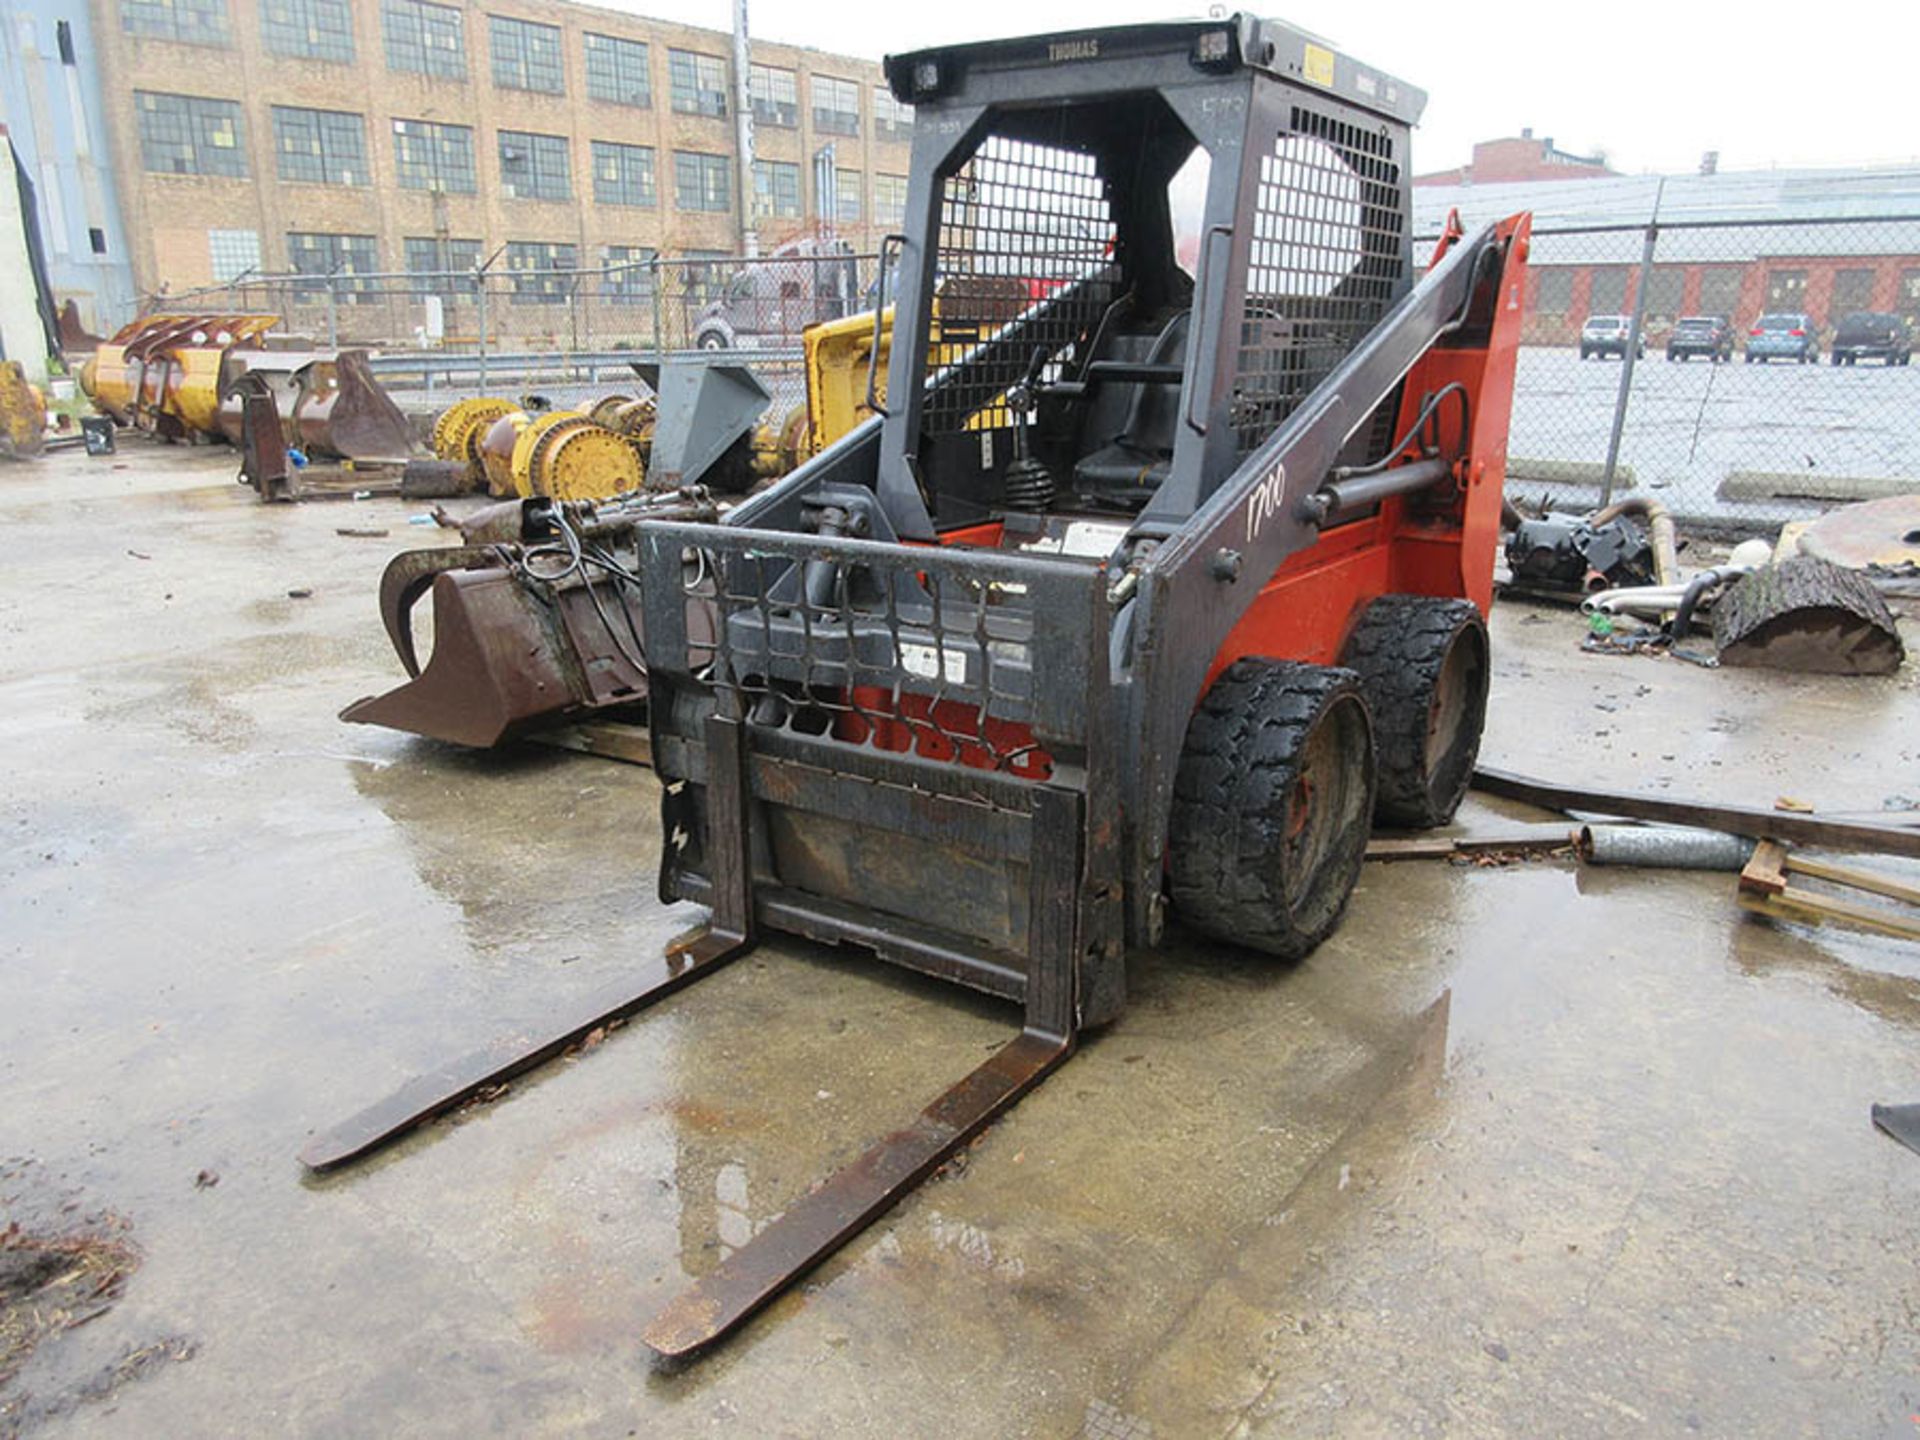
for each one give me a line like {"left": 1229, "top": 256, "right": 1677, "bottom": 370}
{"left": 1070, "top": 308, "right": 1191, "bottom": 509}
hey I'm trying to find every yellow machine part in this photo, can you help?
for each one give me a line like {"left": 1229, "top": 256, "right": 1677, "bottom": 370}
{"left": 431, "top": 397, "right": 518, "bottom": 480}
{"left": 803, "top": 307, "right": 894, "bottom": 463}
{"left": 587, "top": 394, "right": 636, "bottom": 428}
{"left": 530, "top": 420, "right": 647, "bottom": 500}
{"left": 164, "top": 347, "right": 227, "bottom": 435}
{"left": 478, "top": 411, "right": 532, "bottom": 496}
{"left": 85, "top": 343, "right": 136, "bottom": 421}
{"left": 84, "top": 313, "right": 280, "bottom": 435}
{"left": 509, "top": 410, "right": 591, "bottom": 498}
{"left": 0, "top": 361, "right": 47, "bottom": 459}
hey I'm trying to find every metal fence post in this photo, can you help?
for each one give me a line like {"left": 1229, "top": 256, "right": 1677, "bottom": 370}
{"left": 476, "top": 272, "right": 490, "bottom": 392}
{"left": 325, "top": 271, "right": 340, "bottom": 348}
{"left": 1600, "top": 180, "right": 1664, "bottom": 507}
{"left": 650, "top": 256, "right": 665, "bottom": 360}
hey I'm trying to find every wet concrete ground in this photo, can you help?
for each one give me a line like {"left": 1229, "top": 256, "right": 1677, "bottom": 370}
{"left": 3, "top": 445, "right": 1919, "bottom": 1437}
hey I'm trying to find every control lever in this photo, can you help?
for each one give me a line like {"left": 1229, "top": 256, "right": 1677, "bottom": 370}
{"left": 1003, "top": 346, "right": 1055, "bottom": 513}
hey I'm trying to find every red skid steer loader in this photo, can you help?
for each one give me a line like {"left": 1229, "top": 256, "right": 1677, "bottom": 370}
{"left": 304, "top": 13, "right": 1529, "bottom": 1359}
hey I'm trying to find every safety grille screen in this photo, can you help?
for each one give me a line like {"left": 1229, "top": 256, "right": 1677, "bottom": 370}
{"left": 1232, "top": 107, "right": 1406, "bottom": 457}
{"left": 924, "top": 134, "right": 1118, "bottom": 436}
{"left": 676, "top": 531, "right": 1112, "bottom": 780}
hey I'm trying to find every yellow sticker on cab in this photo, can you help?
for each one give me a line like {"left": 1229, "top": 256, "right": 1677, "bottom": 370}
{"left": 1302, "top": 43, "right": 1334, "bottom": 87}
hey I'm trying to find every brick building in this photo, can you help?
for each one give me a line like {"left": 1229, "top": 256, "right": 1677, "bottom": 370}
{"left": 84, "top": 0, "right": 912, "bottom": 300}
{"left": 1414, "top": 127, "right": 1614, "bottom": 187}
{"left": 1416, "top": 166, "right": 1920, "bottom": 347}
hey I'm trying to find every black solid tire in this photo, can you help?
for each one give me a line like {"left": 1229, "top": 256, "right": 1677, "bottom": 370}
{"left": 1340, "top": 595, "right": 1491, "bottom": 829}
{"left": 1169, "top": 660, "right": 1376, "bottom": 959}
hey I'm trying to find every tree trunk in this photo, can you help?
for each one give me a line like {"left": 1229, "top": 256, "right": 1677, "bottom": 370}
{"left": 1713, "top": 555, "right": 1905, "bottom": 675}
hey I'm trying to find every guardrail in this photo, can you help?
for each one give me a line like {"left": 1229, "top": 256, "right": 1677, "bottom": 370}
{"left": 365, "top": 345, "right": 804, "bottom": 396}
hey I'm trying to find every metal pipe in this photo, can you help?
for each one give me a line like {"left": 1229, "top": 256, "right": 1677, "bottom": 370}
{"left": 1582, "top": 583, "right": 1693, "bottom": 616}
{"left": 732, "top": 0, "right": 756, "bottom": 259}
{"left": 1299, "top": 456, "right": 1451, "bottom": 527}
{"left": 1601, "top": 177, "right": 1664, "bottom": 506}
{"left": 1580, "top": 824, "right": 1756, "bottom": 871}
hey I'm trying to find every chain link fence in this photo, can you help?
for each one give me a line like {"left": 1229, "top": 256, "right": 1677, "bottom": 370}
{"left": 153, "top": 249, "right": 883, "bottom": 417}
{"left": 149, "top": 218, "right": 1919, "bottom": 538}
{"left": 1422, "top": 214, "right": 1920, "bottom": 537}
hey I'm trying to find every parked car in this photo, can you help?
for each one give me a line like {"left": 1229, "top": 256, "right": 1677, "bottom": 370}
{"left": 1744, "top": 312, "right": 1820, "bottom": 364}
{"left": 1830, "top": 311, "right": 1913, "bottom": 366}
{"left": 1579, "top": 314, "right": 1642, "bottom": 360}
{"left": 1665, "top": 315, "right": 1733, "bottom": 363}
{"left": 690, "top": 237, "right": 862, "bottom": 350}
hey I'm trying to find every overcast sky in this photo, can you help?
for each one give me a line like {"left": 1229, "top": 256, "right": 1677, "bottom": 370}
{"left": 594, "top": 0, "right": 1916, "bottom": 177}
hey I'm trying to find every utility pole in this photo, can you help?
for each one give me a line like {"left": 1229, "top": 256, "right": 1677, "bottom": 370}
{"left": 732, "top": 0, "right": 756, "bottom": 257}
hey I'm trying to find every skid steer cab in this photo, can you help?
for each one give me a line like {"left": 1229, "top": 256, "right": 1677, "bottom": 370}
{"left": 304, "top": 13, "right": 1530, "bottom": 1359}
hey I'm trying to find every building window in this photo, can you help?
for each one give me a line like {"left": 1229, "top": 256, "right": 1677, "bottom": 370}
{"left": 873, "top": 86, "right": 911, "bottom": 142}
{"left": 498, "top": 129, "right": 570, "bottom": 201}
{"left": 1697, "top": 266, "right": 1742, "bottom": 318}
{"left": 873, "top": 172, "right": 907, "bottom": 228}
{"left": 121, "top": 0, "right": 229, "bottom": 46}
{"left": 404, "top": 236, "right": 481, "bottom": 293}
{"left": 601, "top": 245, "right": 656, "bottom": 301}
{"left": 584, "top": 33, "right": 649, "bottom": 106}
{"left": 57, "top": 20, "right": 77, "bottom": 64}
{"left": 1900, "top": 269, "right": 1920, "bottom": 328}
{"left": 287, "top": 232, "right": 379, "bottom": 301}
{"left": 392, "top": 118, "right": 475, "bottom": 193}
{"left": 1643, "top": 267, "right": 1683, "bottom": 326}
{"left": 272, "top": 106, "right": 369, "bottom": 186}
{"left": 678, "top": 249, "right": 731, "bottom": 304}
{"left": 1588, "top": 267, "right": 1628, "bottom": 315}
{"left": 751, "top": 159, "right": 800, "bottom": 219}
{"left": 833, "top": 166, "right": 860, "bottom": 224}
{"left": 89, "top": 227, "right": 108, "bottom": 254}
{"left": 674, "top": 151, "right": 730, "bottom": 212}
{"left": 1533, "top": 269, "right": 1571, "bottom": 314}
{"left": 382, "top": 0, "right": 463, "bottom": 79}
{"left": 260, "top": 0, "right": 353, "bottom": 62}
{"left": 749, "top": 64, "right": 796, "bottom": 127}
{"left": 591, "top": 140, "right": 656, "bottom": 207}
{"left": 1831, "top": 267, "right": 1876, "bottom": 319}
{"left": 1765, "top": 269, "right": 1807, "bottom": 311}
{"left": 209, "top": 228, "right": 261, "bottom": 281}
{"left": 812, "top": 75, "right": 859, "bottom": 137}
{"left": 136, "top": 92, "right": 247, "bottom": 177}
{"left": 504, "top": 240, "right": 576, "bottom": 304}
{"left": 490, "top": 15, "right": 562, "bottom": 94}
{"left": 669, "top": 50, "right": 727, "bottom": 117}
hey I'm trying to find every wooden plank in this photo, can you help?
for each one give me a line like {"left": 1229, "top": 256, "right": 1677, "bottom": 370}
{"left": 1784, "top": 854, "right": 1920, "bottom": 909}
{"left": 1365, "top": 827, "right": 1577, "bottom": 862}
{"left": 1471, "top": 766, "right": 1920, "bottom": 859}
{"left": 534, "top": 720, "right": 654, "bottom": 768}
{"left": 1738, "top": 839, "right": 1789, "bottom": 897}
{"left": 1764, "top": 883, "right": 1920, "bottom": 942}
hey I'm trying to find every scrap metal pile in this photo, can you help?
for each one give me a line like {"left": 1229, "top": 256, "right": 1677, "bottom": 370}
{"left": 79, "top": 312, "right": 416, "bottom": 499}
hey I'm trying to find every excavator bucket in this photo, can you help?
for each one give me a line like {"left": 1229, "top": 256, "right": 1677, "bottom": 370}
{"left": 295, "top": 349, "right": 414, "bottom": 460}
{"left": 339, "top": 489, "right": 719, "bottom": 745}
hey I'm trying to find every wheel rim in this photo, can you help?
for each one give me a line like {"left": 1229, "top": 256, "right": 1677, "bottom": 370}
{"left": 1280, "top": 694, "right": 1371, "bottom": 926}
{"left": 1421, "top": 623, "right": 1488, "bottom": 805}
